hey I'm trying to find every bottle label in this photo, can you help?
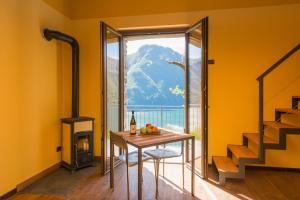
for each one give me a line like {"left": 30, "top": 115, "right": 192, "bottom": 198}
{"left": 130, "top": 125, "right": 136, "bottom": 134}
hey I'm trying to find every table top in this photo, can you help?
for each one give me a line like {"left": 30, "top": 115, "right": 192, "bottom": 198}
{"left": 115, "top": 129, "right": 194, "bottom": 148}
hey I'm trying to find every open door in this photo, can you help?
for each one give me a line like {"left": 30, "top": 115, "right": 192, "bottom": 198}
{"left": 101, "top": 22, "right": 124, "bottom": 175}
{"left": 185, "top": 17, "right": 208, "bottom": 178}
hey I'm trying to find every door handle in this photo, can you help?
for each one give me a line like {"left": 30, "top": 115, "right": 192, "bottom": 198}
{"left": 208, "top": 59, "right": 215, "bottom": 64}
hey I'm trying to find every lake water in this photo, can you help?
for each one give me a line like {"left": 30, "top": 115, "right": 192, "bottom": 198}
{"left": 107, "top": 105, "right": 200, "bottom": 134}
{"left": 125, "top": 105, "right": 185, "bottom": 130}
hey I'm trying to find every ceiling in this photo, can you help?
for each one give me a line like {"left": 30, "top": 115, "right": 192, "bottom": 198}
{"left": 43, "top": 0, "right": 71, "bottom": 17}
{"left": 44, "top": 0, "right": 300, "bottom": 19}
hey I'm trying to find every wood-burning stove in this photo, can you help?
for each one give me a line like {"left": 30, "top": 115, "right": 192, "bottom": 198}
{"left": 44, "top": 29, "right": 95, "bottom": 172}
{"left": 61, "top": 117, "right": 95, "bottom": 171}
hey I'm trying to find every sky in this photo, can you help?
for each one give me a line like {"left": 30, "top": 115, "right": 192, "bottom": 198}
{"left": 126, "top": 37, "right": 185, "bottom": 55}
{"left": 107, "top": 36, "right": 201, "bottom": 59}
{"left": 126, "top": 37, "right": 201, "bottom": 59}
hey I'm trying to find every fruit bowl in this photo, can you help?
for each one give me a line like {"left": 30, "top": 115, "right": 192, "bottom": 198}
{"left": 140, "top": 124, "right": 161, "bottom": 135}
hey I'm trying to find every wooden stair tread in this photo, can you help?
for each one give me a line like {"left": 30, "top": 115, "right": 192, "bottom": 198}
{"left": 243, "top": 133, "right": 277, "bottom": 144}
{"left": 228, "top": 144, "right": 258, "bottom": 159}
{"left": 213, "top": 156, "right": 239, "bottom": 173}
{"left": 276, "top": 108, "right": 300, "bottom": 115}
{"left": 264, "top": 121, "right": 299, "bottom": 129}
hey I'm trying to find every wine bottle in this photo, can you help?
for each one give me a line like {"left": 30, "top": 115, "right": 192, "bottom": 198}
{"left": 130, "top": 111, "right": 136, "bottom": 134}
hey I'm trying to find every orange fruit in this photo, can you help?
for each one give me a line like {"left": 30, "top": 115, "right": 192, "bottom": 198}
{"left": 153, "top": 127, "right": 158, "bottom": 132}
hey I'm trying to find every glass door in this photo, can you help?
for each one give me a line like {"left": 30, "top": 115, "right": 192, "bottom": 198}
{"left": 185, "top": 17, "right": 208, "bottom": 178}
{"left": 101, "top": 22, "right": 124, "bottom": 175}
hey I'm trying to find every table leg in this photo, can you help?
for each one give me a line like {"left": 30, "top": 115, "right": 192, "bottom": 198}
{"left": 191, "top": 137, "right": 195, "bottom": 196}
{"left": 185, "top": 140, "right": 189, "bottom": 163}
{"left": 182, "top": 141, "right": 185, "bottom": 189}
{"left": 138, "top": 147, "right": 142, "bottom": 200}
{"left": 110, "top": 140, "right": 114, "bottom": 189}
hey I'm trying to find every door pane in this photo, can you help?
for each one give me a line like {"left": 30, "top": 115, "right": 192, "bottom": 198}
{"left": 106, "top": 29, "right": 120, "bottom": 170}
{"left": 188, "top": 25, "right": 203, "bottom": 173}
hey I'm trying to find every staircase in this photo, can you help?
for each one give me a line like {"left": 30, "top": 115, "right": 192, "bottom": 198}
{"left": 212, "top": 44, "right": 300, "bottom": 185}
{"left": 212, "top": 96, "right": 300, "bottom": 185}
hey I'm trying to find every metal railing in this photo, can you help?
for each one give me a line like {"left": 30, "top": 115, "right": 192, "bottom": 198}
{"left": 125, "top": 105, "right": 200, "bottom": 133}
{"left": 256, "top": 44, "right": 300, "bottom": 161}
{"left": 125, "top": 105, "right": 184, "bottom": 131}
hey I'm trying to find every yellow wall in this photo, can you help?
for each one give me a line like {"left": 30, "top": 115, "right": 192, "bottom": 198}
{"left": 0, "top": 0, "right": 71, "bottom": 195}
{"left": 72, "top": 4, "right": 300, "bottom": 166}
{"left": 69, "top": 0, "right": 300, "bottom": 19}
{"left": 2, "top": 0, "right": 300, "bottom": 196}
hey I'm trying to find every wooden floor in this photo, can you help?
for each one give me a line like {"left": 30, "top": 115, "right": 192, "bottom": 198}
{"left": 9, "top": 161, "right": 300, "bottom": 200}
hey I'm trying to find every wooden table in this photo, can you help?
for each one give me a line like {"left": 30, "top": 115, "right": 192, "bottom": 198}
{"left": 110, "top": 130, "right": 195, "bottom": 200}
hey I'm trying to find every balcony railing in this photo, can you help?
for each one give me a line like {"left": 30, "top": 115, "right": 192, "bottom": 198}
{"left": 125, "top": 105, "right": 200, "bottom": 134}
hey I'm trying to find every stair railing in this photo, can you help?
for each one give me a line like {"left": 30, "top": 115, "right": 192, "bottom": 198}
{"left": 256, "top": 44, "right": 300, "bottom": 161}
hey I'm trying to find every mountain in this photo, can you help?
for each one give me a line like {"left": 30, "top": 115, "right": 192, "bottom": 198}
{"left": 126, "top": 45, "right": 185, "bottom": 106}
{"left": 106, "top": 44, "right": 201, "bottom": 106}
{"left": 107, "top": 57, "right": 119, "bottom": 105}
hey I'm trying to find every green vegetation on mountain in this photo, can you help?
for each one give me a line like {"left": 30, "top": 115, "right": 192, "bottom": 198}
{"left": 107, "top": 44, "right": 201, "bottom": 106}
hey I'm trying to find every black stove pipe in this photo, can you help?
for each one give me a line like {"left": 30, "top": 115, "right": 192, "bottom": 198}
{"left": 43, "top": 29, "right": 79, "bottom": 118}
